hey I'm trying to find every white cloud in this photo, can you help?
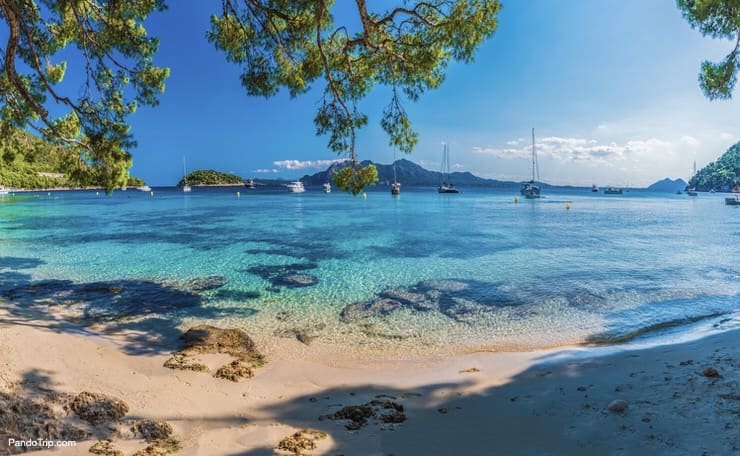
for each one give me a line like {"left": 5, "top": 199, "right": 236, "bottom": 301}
{"left": 719, "top": 132, "right": 736, "bottom": 141}
{"left": 472, "top": 136, "right": 674, "bottom": 165}
{"left": 680, "top": 135, "right": 699, "bottom": 146}
{"left": 597, "top": 123, "right": 608, "bottom": 130}
{"left": 452, "top": 163, "right": 465, "bottom": 170}
{"left": 255, "top": 168, "right": 279, "bottom": 173}
{"left": 273, "top": 158, "right": 349, "bottom": 170}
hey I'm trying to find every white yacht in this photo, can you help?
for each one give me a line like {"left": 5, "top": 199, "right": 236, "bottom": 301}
{"left": 0, "top": 185, "right": 9, "bottom": 195}
{"left": 286, "top": 181, "right": 305, "bottom": 193}
{"left": 136, "top": 185, "right": 152, "bottom": 192}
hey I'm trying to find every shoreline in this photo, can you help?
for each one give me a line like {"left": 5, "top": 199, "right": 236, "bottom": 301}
{"left": 1, "top": 304, "right": 738, "bottom": 455}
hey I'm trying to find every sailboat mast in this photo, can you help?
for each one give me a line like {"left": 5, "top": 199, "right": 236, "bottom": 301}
{"left": 393, "top": 148, "right": 397, "bottom": 184}
{"left": 531, "top": 128, "right": 536, "bottom": 182}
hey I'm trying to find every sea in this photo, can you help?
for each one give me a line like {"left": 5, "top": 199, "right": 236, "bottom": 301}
{"left": 0, "top": 185, "right": 738, "bottom": 359}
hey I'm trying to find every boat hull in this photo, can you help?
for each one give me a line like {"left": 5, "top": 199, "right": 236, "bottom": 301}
{"left": 520, "top": 183, "right": 540, "bottom": 198}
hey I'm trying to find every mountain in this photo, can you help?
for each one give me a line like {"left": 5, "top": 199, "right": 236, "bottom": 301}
{"left": 689, "top": 141, "right": 740, "bottom": 192}
{"left": 646, "top": 178, "right": 688, "bottom": 193}
{"left": 301, "top": 159, "right": 520, "bottom": 188}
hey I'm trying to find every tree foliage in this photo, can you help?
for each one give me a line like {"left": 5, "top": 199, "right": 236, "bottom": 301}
{"left": 678, "top": 0, "right": 740, "bottom": 100}
{"left": 2, "top": 1, "right": 500, "bottom": 194}
{"left": 208, "top": 0, "right": 500, "bottom": 193}
{"left": 689, "top": 141, "right": 740, "bottom": 190}
{"left": 0, "top": 120, "right": 145, "bottom": 189}
{"left": 0, "top": 0, "right": 169, "bottom": 192}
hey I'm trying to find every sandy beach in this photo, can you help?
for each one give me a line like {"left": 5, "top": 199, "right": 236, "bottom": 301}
{"left": 0, "top": 302, "right": 737, "bottom": 456}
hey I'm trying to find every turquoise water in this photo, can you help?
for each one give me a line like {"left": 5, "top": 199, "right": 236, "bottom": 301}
{"left": 0, "top": 186, "right": 738, "bottom": 357}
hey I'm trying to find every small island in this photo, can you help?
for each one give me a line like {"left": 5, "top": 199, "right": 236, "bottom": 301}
{"left": 179, "top": 169, "right": 246, "bottom": 187}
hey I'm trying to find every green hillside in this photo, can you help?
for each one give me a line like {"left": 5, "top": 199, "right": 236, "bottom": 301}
{"left": 0, "top": 123, "right": 144, "bottom": 190}
{"left": 178, "top": 170, "right": 244, "bottom": 186}
{"left": 689, "top": 142, "right": 740, "bottom": 191}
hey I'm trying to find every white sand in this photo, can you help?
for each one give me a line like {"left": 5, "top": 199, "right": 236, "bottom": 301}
{"left": 0, "top": 307, "right": 738, "bottom": 455}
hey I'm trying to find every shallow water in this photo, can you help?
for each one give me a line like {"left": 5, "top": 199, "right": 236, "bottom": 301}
{"left": 0, "top": 186, "right": 737, "bottom": 357}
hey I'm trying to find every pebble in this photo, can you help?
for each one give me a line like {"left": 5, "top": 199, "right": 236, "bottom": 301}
{"left": 608, "top": 399, "right": 629, "bottom": 413}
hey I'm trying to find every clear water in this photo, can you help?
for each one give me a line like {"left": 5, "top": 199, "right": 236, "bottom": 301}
{"left": 0, "top": 186, "right": 738, "bottom": 358}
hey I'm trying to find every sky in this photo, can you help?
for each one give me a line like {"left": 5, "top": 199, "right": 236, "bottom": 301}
{"left": 10, "top": 1, "right": 740, "bottom": 186}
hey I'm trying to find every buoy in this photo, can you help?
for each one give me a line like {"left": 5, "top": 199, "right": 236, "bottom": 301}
{"left": 237, "top": 191, "right": 240, "bottom": 198}
{"left": 362, "top": 192, "right": 367, "bottom": 199}
{"left": 565, "top": 203, "right": 571, "bottom": 210}
{"left": 514, "top": 196, "right": 519, "bottom": 203}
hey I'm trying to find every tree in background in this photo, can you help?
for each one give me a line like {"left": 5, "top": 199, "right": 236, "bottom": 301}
{"left": 1, "top": 0, "right": 500, "bottom": 193}
{"left": 678, "top": 0, "right": 740, "bottom": 100}
{"left": 0, "top": 0, "right": 169, "bottom": 191}
{"left": 209, "top": 0, "right": 500, "bottom": 193}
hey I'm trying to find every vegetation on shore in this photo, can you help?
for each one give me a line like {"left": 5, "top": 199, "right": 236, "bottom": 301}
{"left": 178, "top": 170, "right": 244, "bottom": 187}
{"left": 0, "top": 122, "right": 145, "bottom": 190}
{"left": 689, "top": 141, "right": 740, "bottom": 191}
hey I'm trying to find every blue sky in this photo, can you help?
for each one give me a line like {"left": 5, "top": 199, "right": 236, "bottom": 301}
{"left": 13, "top": 1, "right": 740, "bottom": 186}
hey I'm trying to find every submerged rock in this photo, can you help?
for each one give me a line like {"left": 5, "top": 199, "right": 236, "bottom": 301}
{"left": 0, "top": 278, "right": 203, "bottom": 323}
{"left": 273, "top": 273, "right": 318, "bottom": 288}
{"left": 183, "top": 275, "right": 228, "bottom": 292}
{"left": 273, "top": 324, "right": 326, "bottom": 345}
{"left": 339, "top": 298, "right": 404, "bottom": 322}
{"left": 132, "top": 420, "right": 173, "bottom": 442}
{"left": 247, "top": 263, "right": 320, "bottom": 290}
{"left": 70, "top": 392, "right": 129, "bottom": 424}
{"left": 276, "top": 429, "right": 327, "bottom": 454}
{"left": 607, "top": 399, "right": 629, "bottom": 413}
{"left": 702, "top": 367, "right": 720, "bottom": 378}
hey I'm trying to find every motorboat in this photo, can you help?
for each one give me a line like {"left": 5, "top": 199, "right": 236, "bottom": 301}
{"left": 286, "top": 181, "right": 305, "bottom": 193}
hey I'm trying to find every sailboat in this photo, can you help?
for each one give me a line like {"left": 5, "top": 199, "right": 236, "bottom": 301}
{"left": 182, "top": 157, "right": 192, "bottom": 192}
{"left": 686, "top": 161, "right": 698, "bottom": 196}
{"left": 520, "top": 128, "right": 541, "bottom": 198}
{"left": 438, "top": 143, "right": 459, "bottom": 193}
{"left": 391, "top": 148, "right": 400, "bottom": 195}
{"left": 323, "top": 182, "right": 331, "bottom": 193}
